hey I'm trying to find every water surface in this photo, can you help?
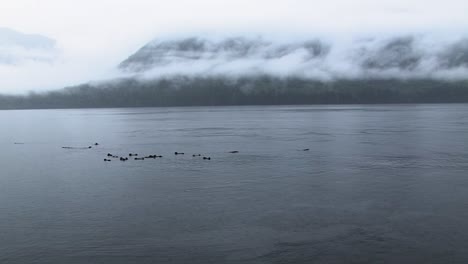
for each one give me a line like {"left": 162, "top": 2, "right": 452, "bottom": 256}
{"left": 1, "top": 104, "right": 468, "bottom": 263}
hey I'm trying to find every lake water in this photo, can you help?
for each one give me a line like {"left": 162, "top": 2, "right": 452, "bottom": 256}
{"left": 1, "top": 104, "right": 468, "bottom": 264}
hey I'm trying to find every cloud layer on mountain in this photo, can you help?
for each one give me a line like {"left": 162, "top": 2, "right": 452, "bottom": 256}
{"left": 119, "top": 33, "right": 468, "bottom": 81}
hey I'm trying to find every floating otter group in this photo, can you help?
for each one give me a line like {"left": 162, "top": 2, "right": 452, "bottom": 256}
{"left": 100, "top": 149, "right": 236, "bottom": 163}
{"left": 102, "top": 153, "right": 209, "bottom": 162}
{"left": 58, "top": 142, "right": 310, "bottom": 164}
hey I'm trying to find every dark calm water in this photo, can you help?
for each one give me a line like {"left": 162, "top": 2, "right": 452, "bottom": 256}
{"left": 1, "top": 104, "right": 468, "bottom": 264}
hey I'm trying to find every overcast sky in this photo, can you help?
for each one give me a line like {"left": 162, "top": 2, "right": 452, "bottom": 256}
{"left": 1, "top": 0, "right": 468, "bottom": 93}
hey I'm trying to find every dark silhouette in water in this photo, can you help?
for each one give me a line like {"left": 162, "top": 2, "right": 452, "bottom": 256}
{"left": 175, "top": 152, "right": 185, "bottom": 155}
{"left": 145, "top": 155, "right": 163, "bottom": 159}
{"left": 62, "top": 146, "right": 92, "bottom": 150}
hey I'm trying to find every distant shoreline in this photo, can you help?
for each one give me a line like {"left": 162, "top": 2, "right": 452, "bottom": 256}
{"left": 2, "top": 77, "right": 468, "bottom": 110}
{"left": 2, "top": 102, "right": 468, "bottom": 111}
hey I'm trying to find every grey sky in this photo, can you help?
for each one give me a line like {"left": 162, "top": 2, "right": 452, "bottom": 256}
{"left": 1, "top": 0, "right": 468, "bottom": 93}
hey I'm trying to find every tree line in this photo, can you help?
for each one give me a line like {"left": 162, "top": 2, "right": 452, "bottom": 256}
{"left": 1, "top": 76, "right": 468, "bottom": 109}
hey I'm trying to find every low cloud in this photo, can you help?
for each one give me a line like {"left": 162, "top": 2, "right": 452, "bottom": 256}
{"left": 0, "top": 28, "right": 121, "bottom": 94}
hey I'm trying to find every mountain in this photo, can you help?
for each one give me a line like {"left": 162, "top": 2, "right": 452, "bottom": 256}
{"left": 3, "top": 34, "right": 468, "bottom": 109}
{"left": 0, "top": 27, "right": 57, "bottom": 65}
{"left": 119, "top": 35, "right": 468, "bottom": 80}
{"left": 119, "top": 37, "right": 329, "bottom": 72}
